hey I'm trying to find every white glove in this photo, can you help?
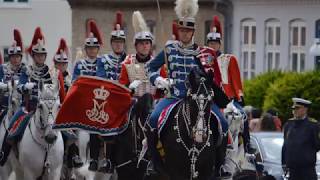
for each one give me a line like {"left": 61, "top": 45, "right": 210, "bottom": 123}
{"left": 154, "top": 77, "right": 173, "bottom": 89}
{"left": 0, "top": 82, "right": 8, "bottom": 90}
{"left": 24, "top": 82, "right": 36, "bottom": 90}
{"left": 129, "top": 80, "right": 142, "bottom": 90}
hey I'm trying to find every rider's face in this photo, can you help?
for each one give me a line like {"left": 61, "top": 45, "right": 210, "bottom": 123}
{"left": 135, "top": 40, "right": 152, "bottom": 57}
{"left": 85, "top": 46, "right": 99, "bottom": 59}
{"left": 54, "top": 62, "right": 68, "bottom": 72}
{"left": 33, "top": 53, "right": 46, "bottom": 65}
{"left": 9, "top": 54, "right": 22, "bottom": 68}
{"left": 111, "top": 39, "right": 125, "bottom": 55}
{"left": 178, "top": 28, "right": 194, "bottom": 45}
{"left": 207, "top": 41, "right": 221, "bottom": 51}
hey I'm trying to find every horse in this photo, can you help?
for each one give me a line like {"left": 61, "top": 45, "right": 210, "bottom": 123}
{"left": 158, "top": 69, "right": 224, "bottom": 180}
{"left": 12, "top": 81, "right": 64, "bottom": 180}
{"left": 112, "top": 92, "right": 156, "bottom": 180}
{"left": 0, "top": 79, "right": 20, "bottom": 180}
{"left": 223, "top": 101, "right": 256, "bottom": 179}
{"left": 75, "top": 93, "right": 156, "bottom": 180}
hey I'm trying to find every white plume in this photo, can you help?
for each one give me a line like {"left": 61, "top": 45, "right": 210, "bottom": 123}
{"left": 132, "top": 11, "right": 149, "bottom": 33}
{"left": 175, "top": 0, "right": 199, "bottom": 19}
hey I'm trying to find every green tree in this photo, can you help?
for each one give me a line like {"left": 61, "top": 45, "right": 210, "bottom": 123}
{"left": 244, "top": 71, "right": 284, "bottom": 108}
{"left": 263, "top": 71, "right": 320, "bottom": 122}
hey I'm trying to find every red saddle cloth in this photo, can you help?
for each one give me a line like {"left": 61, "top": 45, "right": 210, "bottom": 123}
{"left": 54, "top": 76, "right": 132, "bottom": 136}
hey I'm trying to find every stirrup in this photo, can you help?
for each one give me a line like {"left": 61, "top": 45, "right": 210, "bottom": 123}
{"left": 88, "top": 160, "right": 98, "bottom": 171}
{"left": 72, "top": 155, "right": 83, "bottom": 168}
{"left": 98, "top": 158, "right": 113, "bottom": 173}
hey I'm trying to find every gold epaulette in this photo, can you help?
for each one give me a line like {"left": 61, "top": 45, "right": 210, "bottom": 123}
{"left": 308, "top": 118, "right": 318, "bottom": 123}
{"left": 288, "top": 118, "right": 295, "bottom": 121}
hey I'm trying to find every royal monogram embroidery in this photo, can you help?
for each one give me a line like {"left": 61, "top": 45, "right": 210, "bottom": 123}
{"left": 86, "top": 86, "right": 110, "bottom": 124}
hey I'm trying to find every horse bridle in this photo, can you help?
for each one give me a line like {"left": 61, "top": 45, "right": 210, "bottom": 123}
{"left": 36, "top": 97, "right": 57, "bottom": 130}
{"left": 174, "top": 77, "right": 215, "bottom": 179}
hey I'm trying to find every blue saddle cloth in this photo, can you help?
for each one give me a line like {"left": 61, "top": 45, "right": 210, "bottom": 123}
{"left": 8, "top": 109, "right": 33, "bottom": 142}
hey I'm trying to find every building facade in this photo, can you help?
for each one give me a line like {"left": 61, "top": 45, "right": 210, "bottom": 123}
{"left": 67, "top": 0, "right": 231, "bottom": 62}
{"left": 0, "top": 0, "right": 71, "bottom": 67}
{"left": 69, "top": 0, "right": 320, "bottom": 79}
{"left": 231, "top": 0, "right": 320, "bottom": 79}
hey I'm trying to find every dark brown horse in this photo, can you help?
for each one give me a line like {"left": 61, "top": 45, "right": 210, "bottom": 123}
{"left": 157, "top": 69, "right": 229, "bottom": 180}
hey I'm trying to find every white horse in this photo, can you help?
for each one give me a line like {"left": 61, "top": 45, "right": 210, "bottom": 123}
{"left": 75, "top": 131, "right": 113, "bottom": 180}
{"left": 0, "top": 79, "right": 21, "bottom": 180}
{"left": 223, "top": 101, "right": 254, "bottom": 178}
{"left": 11, "top": 82, "right": 64, "bottom": 180}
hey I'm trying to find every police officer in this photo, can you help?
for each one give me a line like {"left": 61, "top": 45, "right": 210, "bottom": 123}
{"left": 282, "top": 97, "right": 320, "bottom": 180}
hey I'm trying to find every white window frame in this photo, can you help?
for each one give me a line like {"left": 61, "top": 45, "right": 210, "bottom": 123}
{"left": 0, "top": 0, "right": 30, "bottom": 9}
{"left": 265, "top": 19, "right": 281, "bottom": 71}
{"left": 241, "top": 19, "right": 256, "bottom": 80}
{"left": 289, "top": 20, "right": 306, "bottom": 72}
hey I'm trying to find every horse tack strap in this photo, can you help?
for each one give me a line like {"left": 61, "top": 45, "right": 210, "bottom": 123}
{"left": 36, "top": 150, "right": 48, "bottom": 180}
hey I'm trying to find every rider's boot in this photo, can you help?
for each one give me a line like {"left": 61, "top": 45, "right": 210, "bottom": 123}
{"left": 88, "top": 134, "right": 100, "bottom": 171}
{"left": 146, "top": 128, "right": 163, "bottom": 175}
{"left": 215, "top": 133, "right": 232, "bottom": 179}
{"left": 98, "top": 143, "right": 114, "bottom": 173}
{"left": 0, "top": 132, "right": 12, "bottom": 166}
{"left": 67, "top": 143, "right": 83, "bottom": 168}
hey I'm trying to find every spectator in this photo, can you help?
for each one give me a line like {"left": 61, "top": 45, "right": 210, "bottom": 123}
{"left": 267, "top": 108, "right": 282, "bottom": 131}
{"left": 260, "top": 113, "right": 277, "bottom": 131}
{"left": 249, "top": 108, "right": 262, "bottom": 132}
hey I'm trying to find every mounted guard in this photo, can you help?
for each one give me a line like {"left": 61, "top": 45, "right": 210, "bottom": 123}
{"left": 206, "top": 15, "right": 254, "bottom": 176}
{"left": 52, "top": 38, "right": 83, "bottom": 169}
{"left": 145, "top": 0, "right": 230, "bottom": 178}
{"left": 0, "top": 29, "right": 26, "bottom": 165}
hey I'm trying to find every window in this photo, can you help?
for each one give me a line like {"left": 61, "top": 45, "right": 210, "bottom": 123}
{"left": 3, "top": 0, "right": 28, "bottom": 2}
{"left": 289, "top": 19, "right": 306, "bottom": 72}
{"left": 315, "top": 56, "right": 320, "bottom": 70}
{"left": 3, "top": 48, "right": 9, "bottom": 63}
{"left": 265, "top": 19, "right": 281, "bottom": 71}
{"left": 316, "top": 19, "right": 320, "bottom": 38}
{"left": 241, "top": 19, "right": 256, "bottom": 80}
{"left": 146, "top": 19, "right": 156, "bottom": 51}
{"left": 205, "top": 20, "right": 211, "bottom": 42}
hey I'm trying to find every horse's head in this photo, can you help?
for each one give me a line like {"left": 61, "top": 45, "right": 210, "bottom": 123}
{"left": 35, "top": 81, "right": 60, "bottom": 144}
{"left": 186, "top": 68, "right": 215, "bottom": 114}
{"left": 224, "top": 101, "right": 244, "bottom": 143}
{"left": 185, "top": 68, "right": 215, "bottom": 143}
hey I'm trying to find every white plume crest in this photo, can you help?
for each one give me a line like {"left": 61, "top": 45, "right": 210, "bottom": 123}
{"left": 132, "top": 11, "right": 149, "bottom": 33}
{"left": 175, "top": 0, "right": 199, "bottom": 19}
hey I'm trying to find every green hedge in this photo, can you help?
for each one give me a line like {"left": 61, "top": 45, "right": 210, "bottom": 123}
{"left": 244, "top": 71, "right": 284, "bottom": 108}
{"left": 263, "top": 71, "right": 320, "bottom": 122}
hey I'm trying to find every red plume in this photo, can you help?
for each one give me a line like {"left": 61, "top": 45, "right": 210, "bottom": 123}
{"left": 114, "top": 11, "right": 123, "bottom": 30}
{"left": 0, "top": 52, "right": 3, "bottom": 64}
{"left": 211, "top": 16, "right": 222, "bottom": 36}
{"left": 172, "top": 21, "right": 179, "bottom": 41}
{"left": 56, "top": 38, "right": 68, "bottom": 56}
{"left": 87, "top": 20, "right": 103, "bottom": 46}
{"left": 58, "top": 70, "right": 66, "bottom": 103}
{"left": 14, "top": 29, "right": 23, "bottom": 50}
{"left": 27, "top": 27, "right": 44, "bottom": 54}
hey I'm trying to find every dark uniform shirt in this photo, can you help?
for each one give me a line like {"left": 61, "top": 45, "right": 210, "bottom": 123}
{"left": 282, "top": 117, "right": 320, "bottom": 168}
